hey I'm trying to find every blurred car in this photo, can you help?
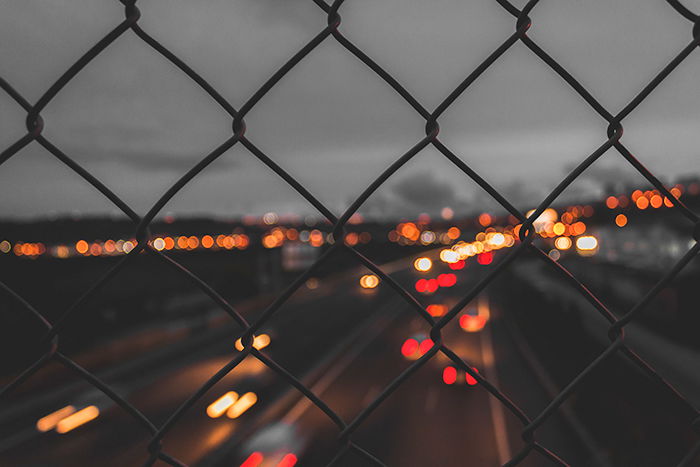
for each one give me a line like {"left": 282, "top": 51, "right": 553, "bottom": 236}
{"left": 237, "top": 422, "right": 304, "bottom": 467}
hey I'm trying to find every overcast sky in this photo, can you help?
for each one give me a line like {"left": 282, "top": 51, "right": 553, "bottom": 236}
{"left": 1, "top": 0, "right": 699, "bottom": 220}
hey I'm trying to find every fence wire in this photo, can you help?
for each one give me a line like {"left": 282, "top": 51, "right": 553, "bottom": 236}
{"left": 2, "top": 0, "right": 700, "bottom": 465}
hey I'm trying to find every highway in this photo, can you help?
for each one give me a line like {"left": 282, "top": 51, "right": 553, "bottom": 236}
{"left": 0, "top": 250, "right": 593, "bottom": 466}
{"left": 220, "top": 265, "right": 590, "bottom": 466}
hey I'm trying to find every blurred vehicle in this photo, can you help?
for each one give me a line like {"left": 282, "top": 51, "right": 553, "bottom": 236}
{"left": 400, "top": 333, "right": 434, "bottom": 361}
{"left": 237, "top": 423, "right": 304, "bottom": 467}
{"left": 442, "top": 365, "right": 479, "bottom": 386}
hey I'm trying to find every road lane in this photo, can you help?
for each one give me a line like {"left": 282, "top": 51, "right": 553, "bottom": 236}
{"left": 223, "top": 255, "right": 592, "bottom": 466}
{"left": 0, "top": 262, "right": 407, "bottom": 466}
{"left": 225, "top": 268, "right": 506, "bottom": 466}
{"left": 1, "top": 249, "right": 592, "bottom": 466}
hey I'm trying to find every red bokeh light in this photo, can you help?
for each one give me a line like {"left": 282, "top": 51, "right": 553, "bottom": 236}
{"left": 459, "top": 314, "right": 486, "bottom": 332}
{"left": 426, "top": 279, "right": 438, "bottom": 293}
{"left": 240, "top": 452, "right": 264, "bottom": 467}
{"left": 477, "top": 252, "right": 493, "bottom": 265}
{"left": 443, "top": 366, "right": 457, "bottom": 385}
{"left": 418, "top": 339, "right": 434, "bottom": 355}
{"left": 448, "top": 260, "right": 465, "bottom": 270}
{"left": 401, "top": 338, "right": 419, "bottom": 357}
{"left": 278, "top": 454, "right": 298, "bottom": 467}
{"left": 437, "top": 273, "right": 457, "bottom": 287}
{"left": 466, "top": 367, "right": 479, "bottom": 386}
{"left": 426, "top": 304, "right": 447, "bottom": 317}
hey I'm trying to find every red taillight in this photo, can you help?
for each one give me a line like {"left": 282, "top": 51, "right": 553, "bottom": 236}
{"left": 426, "top": 304, "right": 447, "bottom": 317}
{"left": 448, "top": 260, "right": 465, "bottom": 270}
{"left": 418, "top": 339, "right": 434, "bottom": 355}
{"left": 401, "top": 338, "right": 419, "bottom": 357}
{"left": 477, "top": 252, "right": 493, "bottom": 265}
{"left": 437, "top": 273, "right": 457, "bottom": 287}
{"left": 278, "top": 454, "right": 298, "bottom": 467}
{"left": 459, "top": 314, "right": 486, "bottom": 332}
{"left": 443, "top": 366, "right": 457, "bottom": 385}
{"left": 416, "top": 278, "right": 439, "bottom": 293}
{"left": 240, "top": 452, "right": 264, "bottom": 467}
{"left": 466, "top": 367, "right": 479, "bottom": 386}
{"left": 426, "top": 279, "right": 438, "bottom": 293}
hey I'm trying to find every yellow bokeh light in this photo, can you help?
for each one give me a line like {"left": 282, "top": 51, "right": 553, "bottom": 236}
{"left": 576, "top": 235, "right": 598, "bottom": 251}
{"left": 235, "top": 334, "right": 271, "bottom": 352}
{"left": 152, "top": 238, "right": 165, "bottom": 251}
{"left": 55, "top": 406, "right": 99, "bottom": 434}
{"left": 206, "top": 392, "right": 238, "bottom": 418}
{"left": 226, "top": 392, "right": 257, "bottom": 419}
{"left": 414, "top": 257, "right": 432, "bottom": 272}
{"left": 552, "top": 222, "right": 566, "bottom": 236}
{"left": 489, "top": 232, "right": 505, "bottom": 247}
{"left": 36, "top": 406, "right": 76, "bottom": 432}
{"left": 554, "top": 236, "right": 572, "bottom": 250}
{"left": 439, "top": 249, "right": 459, "bottom": 263}
{"left": 360, "top": 274, "right": 380, "bottom": 289}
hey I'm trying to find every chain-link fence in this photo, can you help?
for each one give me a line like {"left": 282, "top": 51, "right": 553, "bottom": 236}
{"left": 2, "top": 0, "right": 700, "bottom": 465}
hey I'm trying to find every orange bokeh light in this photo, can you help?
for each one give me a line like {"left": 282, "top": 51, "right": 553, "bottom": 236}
{"left": 345, "top": 232, "right": 358, "bottom": 246}
{"left": 427, "top": 304, "right": 447, "bottom": 317}
{"left": 75, "top": 240, "right": 89, "bottom": 255}
{"left": 571, "top": 222, "right": 586, "bottom": 236}
{"left": 478, "top": 213, "right": 492, "bottom": 227}
{"left": 201, "top": 235, "right": 214, "bottom": 248}
{"left": 55, "top": 406, "right": 99, "bottom": 434}
{"left": 206, "top": 392, "right": 238, "bottom": 418}
{"left": 636, "top": 196, "right": 649, "bottom": 210}
{"left": 460, "top": 314, "right": 486, "bottom": 332}
{"left": 360, "top": 274, "right": 380, "bottom": 289}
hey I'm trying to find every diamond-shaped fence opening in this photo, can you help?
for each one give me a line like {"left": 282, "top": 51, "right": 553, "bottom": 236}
{"left": 2, "top": 0, "right": 700, "bottom": 465}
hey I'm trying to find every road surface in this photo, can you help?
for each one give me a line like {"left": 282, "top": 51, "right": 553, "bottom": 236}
{"left": 0, "top": 251, "right": 591, "bottom": 466}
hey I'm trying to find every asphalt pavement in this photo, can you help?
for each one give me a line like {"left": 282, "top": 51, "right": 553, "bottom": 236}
{"left": 0, "top": 250, "right": 593, "bottom": 466}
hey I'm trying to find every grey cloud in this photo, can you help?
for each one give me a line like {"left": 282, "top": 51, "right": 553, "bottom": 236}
{"left": 361, "top": 170, "right": 468, "bottom": 218}
{"left": 391, "top": 172, "right": 463, "bottom": 211}
{"left": 94, "top": 150, "right": 237, "bottom": 173}
{"left": 2, "top": 0, "right": 700, "bottom": 218}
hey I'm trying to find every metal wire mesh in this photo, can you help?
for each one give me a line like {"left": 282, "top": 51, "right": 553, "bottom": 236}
{"left": 2, "top": 0, "right": 700, "bottom": 465}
